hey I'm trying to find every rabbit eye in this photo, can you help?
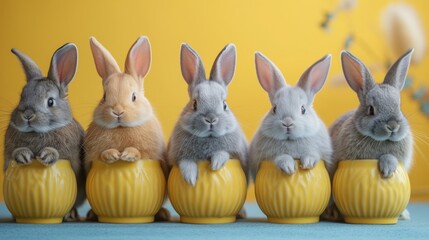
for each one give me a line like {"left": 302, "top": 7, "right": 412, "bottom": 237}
{"left": 47, "top": 97, "right": 55, "bottom": 107}
{"left": 368, "top": 105, "right": 375, "bottom": 116}
{"left": 272, "top": 105, "right": 277, "bottom": 114}
{"left": 192, "top": 100, "right": 197, "bottom": 111}
{"left": 301, "top": 106, "right": 306, "bottom": 115}
{"left": 223, "top": 101, "right": 228, "bottom": 111}
{"left": 132, "top": 93, "right": 137, "bottom": 102}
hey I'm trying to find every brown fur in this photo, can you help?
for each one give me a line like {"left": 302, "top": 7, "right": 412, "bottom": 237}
{"left": 84, "top": 36, "right": 169, "bottom": 221}
{"left": 84, "top": 117, "right": 166, "bottom": 173}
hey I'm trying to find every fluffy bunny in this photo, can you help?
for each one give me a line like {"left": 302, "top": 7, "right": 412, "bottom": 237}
{"left": 4, "top": 43, "right": 85, "bottom": 221}
{"left": 249, "top": 52, "right": 333, "bottom": 179}
{"left": 167, "top": 43, "right": 248, "bottom": 187}
{"left": 84, "top": 36, "right": 170, "bottom": 221}
{"left": 329, "top": 49, "right": 414, "bottom": 220}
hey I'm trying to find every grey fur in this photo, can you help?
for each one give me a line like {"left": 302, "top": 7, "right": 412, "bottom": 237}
{"left": 249, "top": 52, "right": 333, "bottom": 179}
{"left": 167, "top": 43, "right": 248, "bottom": 186}
{"left": 331, "top": 49, "right": 414, "bottom": 174}
{"left": 11, "top": 48, "right": 44, "bottom": 81}
{"left": 4, "top": 44, "right": 85, "bottom": 221}
{"left": 327, "top": 49, "right": 414, "bottom": 220}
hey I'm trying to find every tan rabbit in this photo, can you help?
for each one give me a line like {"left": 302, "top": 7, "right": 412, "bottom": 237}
{"left": 84, "top": 36, "right": 169, "bottom": 221}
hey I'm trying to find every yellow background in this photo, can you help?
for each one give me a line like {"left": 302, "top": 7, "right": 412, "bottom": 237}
{"left": 0, "top": 0, "right": 428, "bottom": 201}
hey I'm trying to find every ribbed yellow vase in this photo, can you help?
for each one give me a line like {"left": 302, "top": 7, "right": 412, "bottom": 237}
{"left": 255, "top": 160, "right": 331, "bottom": 224}
{"left": 333, "top": 160, "right": 410, "bottom": 224}
{"left": 86, "top": 159, "right": 166, "bottom": 223}
{"left": 3, "top": 160, "right": 77, "bottom": 224}
{"left": 168, "top": 160, "right": 247, "bottom": 224}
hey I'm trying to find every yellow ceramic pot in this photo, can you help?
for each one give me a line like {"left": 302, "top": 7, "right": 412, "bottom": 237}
{"left": 255, "top": 160, "right": 331, "bottom": 224}
{"left": 86, "top": 159, "right": 165, "bottom": 223}
{"left": 3, "top": 160, "right": 77, "bottom": 224}
{"left": 168, "top": 160, "right": 247, "bottom": 224}
{"left": 333, "top": 160, "right": 410, "bottom": 224}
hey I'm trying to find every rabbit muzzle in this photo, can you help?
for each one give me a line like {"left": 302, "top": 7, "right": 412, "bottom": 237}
{"left": 21, "top": 109, "right": 36, "bottom": 122}
{"left": 281, "top": 117, "right": 294, "bottom": 133}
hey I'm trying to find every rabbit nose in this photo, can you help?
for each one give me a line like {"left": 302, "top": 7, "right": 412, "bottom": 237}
{"left": 21, "top": 111, "right": 35, "bottom": 121}
{"left": 204, "top": 114, "right": 218, "bottom": 125}
{"left": 112, "top": 111, "right": 124, "bottom": 117}
{"left": 386, "top": 120, "right": 400, "bottom": 133}
{"left": 282, "top": 117, "right": 294, "bottom": 128}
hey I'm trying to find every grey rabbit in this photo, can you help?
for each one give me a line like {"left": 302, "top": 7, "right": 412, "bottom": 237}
{"left": 327, "top": 49, "right": 414, "bottom": 221}
{"left": 4, "top": 43, "right": 85, "bottom": 222}
{"left": 167, "top": 43, "right": 248, "bottom": 188}
{"left": 249, "top": 52, "right": 333, "bottom": 179}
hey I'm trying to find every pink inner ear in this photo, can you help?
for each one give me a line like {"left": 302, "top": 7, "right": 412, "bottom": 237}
{"left": 308, "top": 61, "right": 330, "bottom": 93}
{"left": 57, "top": 55, "right": 75, "bottom": 83}
{"left": 342, "top": 54, "right": 365, "bottom": 92}
{"left": 255, "top": 55, "right": 275, "bottom": 92}
{"left": 90, "top": 38, "right": 121, "bottom": 80}
{"left": 126, "top": 37, "right": 151, "bottom": 79}
{"left": 181, "top": 46, "right": 199, "bottom": 84}
{"left": 50, "top": 45, "right": 77, "bottom": 86}
{"left": 219, "top": 54, "right": 234, "bottom": 81}
{"left": 212, "top": 45, "right": 236, "bottom": 86}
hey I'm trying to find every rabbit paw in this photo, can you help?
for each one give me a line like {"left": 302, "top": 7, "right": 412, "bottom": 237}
{"left": 154, "top": 207, "right": 171, "bottom": 222}
{"left": 399, "top": 208, "right": 410, "bottom": 220}
{"left": 379, "top": 154, "right": 398, "bottom": 178}
{"left": 64, "top": 207, "right": 79, "bottom": 222}
{"left": 237, "top": 207, "right": 247, "bottom": 219}
{"left": 101, "top": 149, "right": 121, "bottom": 163}
{"left": 300, "top": 155, "right": 319, "bottom": 169}
{"left": 274, "top": 154, "right": 296, "bottom": 175}
{"left": 321, "top": 204, "right": 343, "bottom": 222}
{"left": 120, "top": 147, "right": 141, "bottom": 162}
{"left": 211, "top": 151, "right": 229, "bottom": 171}
{"left": 12, "top": 147, "right": 34, "bottom": 165}
{"left": 179, "top": 160, "right": 198, "bottom": 186}
{"left": 37, "top": 147, "right": 59, "bottom": 166}
{"left": 86, "top": 209, "right": 98, "bottom": 222}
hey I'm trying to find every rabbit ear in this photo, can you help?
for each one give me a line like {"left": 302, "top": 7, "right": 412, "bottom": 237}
{"left": 180, "top": 43, "right": 206, "bottom": 88}
{"left": 383, "top": 49, "right": 413, "bottom": 90}
{"left": 297, "top": 54, "right": 331, "bottom": 101}
{"left": 125, "top": 36, "right": 151, "bottom": 81}
{"left": 48, "top": 43, "right": 78, "bottom": 88}
{"left": 209, "top": 44, "right": 236, "bottom": 86}
{"left": 255, "top": 52, "right": 286, "bottom": 98}
{"left": 89, "top": 37, "right": 121, "bottom": 80}
{"left": 341, "top": 50, "right": 375, "bottom": 94}
{"left": 11, "top": 48, "right": 44, "bottom": 81}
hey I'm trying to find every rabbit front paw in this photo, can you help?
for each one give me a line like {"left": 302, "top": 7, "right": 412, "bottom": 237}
{"left": 121, "top": 147, "right": 141, "bottom": 162}
{"left": 237, "top": 207, "right": 247, "bottom": 219}
{"left": 12, "top": 147, "right": 34, "bottom": 165}
{"left": 101, "top": 149, "right": 121, "bottom": 163}
{"left": 300, "top": 155, "right": 319, "bottom": 169}
{"left": 274, "top": 154, "right": 296, "bottom": 175}
{"left": 86, "top": 209, "right": 98, "bottom": 222}
{"left": 321, "top": 204, "right": 343, "bottom": 222}
{"left": 37, "top": 147, "right": 59, "bottom": 166}
{"left": 211, "top": 151, "right": 229, "bottom": 171}
{"left": 155, "top": 207, "right": 171, "bottom": 222}
{"left": 399, "top": 208, "right": 410, "bottom": 220}
{"left": 179, "top": 160, "right": 198, "bottom": 186}
{"left": 64, "top": 207, "right": 79, "bottom": 222}
{"left": 379, "top": 154, "right": 398, "bottom": 178}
